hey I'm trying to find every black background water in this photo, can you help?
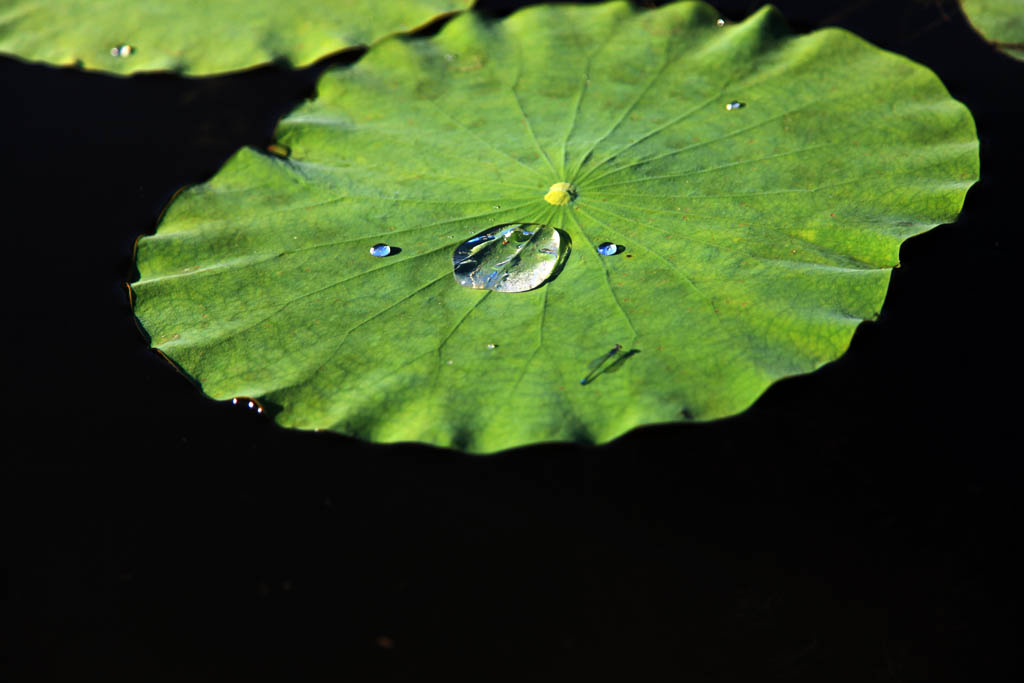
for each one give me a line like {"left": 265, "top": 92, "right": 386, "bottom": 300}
{"left": 6, "top": 1, "right": 1020, "bottom": 680}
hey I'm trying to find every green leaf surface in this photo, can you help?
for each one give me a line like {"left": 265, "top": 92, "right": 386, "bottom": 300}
{"left": 961, "top": 0, "right": 1024, "bottom": 60}
{"left": 132, "top": 1, "right": 978, "bottom": 453}
{"left": 0, "top": 0, "right": 474, "bottom": 76}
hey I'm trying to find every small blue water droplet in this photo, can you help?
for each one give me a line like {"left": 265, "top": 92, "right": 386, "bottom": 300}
{"left": 597, "top": 242, "right": 619, "bottom": 256}
{"left": 725, "top": 101, "right": 745, "bottom": 110}
{"left": 369, "top": 243, "right": 392, "bottom": 257}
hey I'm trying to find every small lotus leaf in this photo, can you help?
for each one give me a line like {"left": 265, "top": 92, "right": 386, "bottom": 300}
{"left": 0, "top": 0, "right": 474, "bottom": 76}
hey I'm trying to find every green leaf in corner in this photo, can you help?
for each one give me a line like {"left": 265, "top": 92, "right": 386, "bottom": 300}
{"left": 132, "top": 1, "right": 979, "bottom": 453}
{"left": 960, "top": 0, "right": 1024, "bottom": 60}
{"left": 0, "top": 0, "right": 475, "bottom": 76}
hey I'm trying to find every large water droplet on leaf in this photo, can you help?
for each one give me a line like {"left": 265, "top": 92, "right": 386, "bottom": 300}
{"left": 452, "top": 223, "right": 566, "bottom": 293}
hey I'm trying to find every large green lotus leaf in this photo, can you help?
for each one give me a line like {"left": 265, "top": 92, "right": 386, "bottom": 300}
{"left": 132, "top": 1, "right": 978, "bottom": 453}
{"left": 961, "top": 0, "right": 1024, "bottom": 60}
{"left": 0, "top": 0, "right": 474, "bottom": 76}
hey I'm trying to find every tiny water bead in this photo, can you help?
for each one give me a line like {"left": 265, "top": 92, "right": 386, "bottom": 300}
{"left": 725, "top": 101, "right": 745, "bottom": 110}
{"left": 110, "top": 44, "right": 133, "bottom": 57}
{"left": 232, "top": 397, "right": 264, "bottom": 414}
{"left": 597, "top": 242, "right": 620, "bottom": 256}
{"left": 369, "top": 243, "right": 392, "bottom": 257}
{"left": 544, "top": 182, "right": 577, "bottom": 206}
{"left": 716, "top": 18, "right": 726, "bottom": 26}
{"left": 487, "top": 343, "right": 497, "bottom": 349}
{"left": 453, "top": 223, "right": 566, "bottom": 293}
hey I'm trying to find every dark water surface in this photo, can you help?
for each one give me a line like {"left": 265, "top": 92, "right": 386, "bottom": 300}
{"left": 6, "top": 1, "right": 1020, "bottom": 681}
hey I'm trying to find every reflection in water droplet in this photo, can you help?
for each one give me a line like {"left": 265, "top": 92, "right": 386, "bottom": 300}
{"left": 716, "top": 18, "right": 726, "bottom": 26}
{"left": 597, "top": 242, "right": 620, "bottom": 256}
{"left": 110, "top": 44, "right": 133, "bottom": 57}
{"left": 487, "top": 343, "right": 497, "bottom": 349}
{"left": 370, "top": 243, "right": 392, "bottom": 257}
{"left": 725, "top": 101, "right": 745, "bottom": 110}
{"left": 453, "top": 223, "right": 568, "bottom": 293}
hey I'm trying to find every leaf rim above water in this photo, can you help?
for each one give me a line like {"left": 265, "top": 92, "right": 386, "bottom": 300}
{"left": 960, "top": 0, "right": 1024, "bottom": 61}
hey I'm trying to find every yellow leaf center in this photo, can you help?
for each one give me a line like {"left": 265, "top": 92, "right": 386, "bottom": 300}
{"left": 544, "top": 182, "right": 576, "bottom": 206}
